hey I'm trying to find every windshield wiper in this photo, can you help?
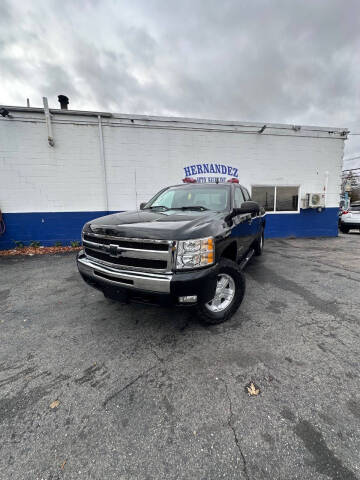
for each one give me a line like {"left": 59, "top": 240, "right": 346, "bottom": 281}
{"left": 144, "top": 205, "right": 170, "bottom": 211}
{"left": 143, "top": 205, "right": 170, "bottom": 210}
{"left": 171, "top": 206, "right": 209, "bottom": 211}
{"left": 145, "top": 205, "right": 209, "bottom": 211}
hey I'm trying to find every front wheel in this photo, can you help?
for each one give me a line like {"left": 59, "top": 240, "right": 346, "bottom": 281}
{"left": 340, "top": 225, "right": 349, "bottom": 233}
{"left": 196, "top": 258, "right": 246, "bottom": 325}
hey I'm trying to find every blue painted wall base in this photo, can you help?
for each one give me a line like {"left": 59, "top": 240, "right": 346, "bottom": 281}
{"left": 0, "top": 211, "right": 115, "bottom": 250}
{"left": 264, "top": 208, "right": 339, "bottom": 238}
{"left": 0, "top": 208, "right": 339, "bottom": 250}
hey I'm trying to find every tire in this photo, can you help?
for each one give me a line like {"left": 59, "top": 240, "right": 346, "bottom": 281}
{"left": 196, "top": 258, "right": 246, "bottom": 325}
{"left": 254, "top": 230, "right": 264, "bottom": 256}
{"left": 340, "top": 225, "right": 349, "bottom": 233}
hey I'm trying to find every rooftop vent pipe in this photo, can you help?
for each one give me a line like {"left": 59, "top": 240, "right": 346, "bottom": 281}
{"left": 58, "top": 95, "right": 69, "bottom": 110}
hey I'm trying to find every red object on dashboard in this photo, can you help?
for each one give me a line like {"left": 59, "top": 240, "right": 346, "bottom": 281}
{"left": 227, "top": 178, "right": 239, "bottom": 183}
{"left": 182, "top": 177, "right": 197, "bottom": 183}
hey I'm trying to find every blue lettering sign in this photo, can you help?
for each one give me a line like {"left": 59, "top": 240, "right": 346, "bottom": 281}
{"left": 183, "top": 163, "right": 239, "bottom": 182}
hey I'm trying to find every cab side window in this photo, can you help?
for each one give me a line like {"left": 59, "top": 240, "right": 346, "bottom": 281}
{"left": 234, "top": 187, "right": 245, "bottom": 208}
{"left": 241, "top": 187, "right": 250, "bottom": 201}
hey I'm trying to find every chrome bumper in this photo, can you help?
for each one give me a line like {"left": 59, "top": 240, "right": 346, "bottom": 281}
{"left": 77, "top": 255, "right": 172, "bottom": 293}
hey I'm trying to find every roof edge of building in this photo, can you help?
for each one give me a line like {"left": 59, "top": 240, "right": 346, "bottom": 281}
{"left": 0, "top": 105, "right": 349, "bottom": 134}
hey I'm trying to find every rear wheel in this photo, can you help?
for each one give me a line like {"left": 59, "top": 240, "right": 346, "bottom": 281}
{"left": 340, "top": 225, "right": 350, "bottom": 233}
{"left": 196, "top": 258, "right": 246, "bottom": 325}
{"left": 254, "top": 230, "right": 264, "bottom": 256}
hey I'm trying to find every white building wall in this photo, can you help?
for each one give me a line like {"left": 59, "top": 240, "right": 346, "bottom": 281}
{"left": 0, "top": 110, "right": 346, "bottom": 214}
{"left": 0, "top": 114, "right": 104, "bottom": 212}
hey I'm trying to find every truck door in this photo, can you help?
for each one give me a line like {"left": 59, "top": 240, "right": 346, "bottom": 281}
{"left": 241, "top": 186, "right": 261, "bottom": 245}
{"left": 231, "top": 186, "right": 253, "bottom": 255}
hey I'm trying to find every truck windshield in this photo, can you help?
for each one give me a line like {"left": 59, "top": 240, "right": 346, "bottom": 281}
{"left": 145, "top": 185, "right": 230, "bottom": 212}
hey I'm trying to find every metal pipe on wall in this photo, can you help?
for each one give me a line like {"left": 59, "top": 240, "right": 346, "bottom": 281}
{"left": 43, "top": 97, "right": 54, "bottom": 147}
{"left": 98, "top": 115, "right": 110, "bottom": 212}
{"left": 324, "top": 170, "right": 329, "bottom": 204}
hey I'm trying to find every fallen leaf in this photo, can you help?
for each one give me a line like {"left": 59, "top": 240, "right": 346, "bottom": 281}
{"left": 60, "top": 460, "right": 67, "bottom": 470}
{"left": 50, "top": 400, "right": 60, "bottom": 409}
{"left": 246, "top": 382, "right": 260, "bottom": 396}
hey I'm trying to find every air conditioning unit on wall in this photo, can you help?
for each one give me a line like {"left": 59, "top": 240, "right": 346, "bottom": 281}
{"left": 303, "top": 193, "right": 325, "bottom": 209}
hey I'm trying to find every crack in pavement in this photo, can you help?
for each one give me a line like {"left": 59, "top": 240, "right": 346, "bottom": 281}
{"left": 223, "top": 381, "right": 249, "bottom": 480}
{"left": 102, "top": 343, "right": 173, "bottom": 407}
{"left": 103, "top": 364, "right": 157, "bottom": 407}
{"left": 149, "top": 347, "right": 164, "bottom": 363}
{"left": 145, "top": 336, "right": 165, "bottom": 364}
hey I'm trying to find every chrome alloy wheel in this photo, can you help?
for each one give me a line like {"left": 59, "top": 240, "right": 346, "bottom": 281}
{"left": 205, "top": 273, "right": 235, "bottom": 313}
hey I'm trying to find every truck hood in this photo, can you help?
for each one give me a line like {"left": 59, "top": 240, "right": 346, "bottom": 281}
{"left": 86, "top": 209, "right": 228, "bottom": 240}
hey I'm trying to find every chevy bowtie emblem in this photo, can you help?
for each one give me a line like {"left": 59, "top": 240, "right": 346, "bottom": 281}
{"left": 109, "top": 244, "right": 122, "bottom": 257}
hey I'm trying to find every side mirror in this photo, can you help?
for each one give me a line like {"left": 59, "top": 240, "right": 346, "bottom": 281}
{"left": 233, "top": 201, "right": 260, "bottom": 215}
{"left": 139, "top": 202, "right": 147, "bottom": 210}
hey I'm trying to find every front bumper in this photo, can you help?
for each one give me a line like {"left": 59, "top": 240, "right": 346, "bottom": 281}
{"left": 77, "top": 251, "right": 218, "bottom": 305}
{"left": 340, "top": 223, "right": 360, "bottom": 229}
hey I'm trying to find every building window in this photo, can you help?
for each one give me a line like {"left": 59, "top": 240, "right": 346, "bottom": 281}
{"left": 252, "top": 186, "right": 275, "bottom": 211}
{"left": 276, "top": 186, "right": 299, "bottom": 211}
{"left": 252, "top": 186, "right": 299, "bottom": 212}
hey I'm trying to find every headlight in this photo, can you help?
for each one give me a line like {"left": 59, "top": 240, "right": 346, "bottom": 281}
{"left": 81, "top": 223, "right": 90, "bottom": 236}
{"left": 176, "top": 237, "right": 214, "bottom": 270}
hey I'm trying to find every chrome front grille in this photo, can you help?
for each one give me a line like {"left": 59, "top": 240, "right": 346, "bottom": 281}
{"left": 83, "top": 234, "right": 169, "bottom": 251}
{"left": 82, "top": 233, "right": 175, "bottom": 273}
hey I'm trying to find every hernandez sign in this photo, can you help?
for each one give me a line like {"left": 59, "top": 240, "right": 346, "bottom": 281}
{"left": 183, "top": 163, "right": 238, "bottom": 183}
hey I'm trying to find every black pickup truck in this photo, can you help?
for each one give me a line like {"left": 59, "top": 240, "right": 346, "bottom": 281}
{"left": 77, "top": 181, "right": 265, "bottom": 324}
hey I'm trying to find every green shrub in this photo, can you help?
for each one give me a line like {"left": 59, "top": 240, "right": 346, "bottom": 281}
{"left": 54, "top": 241, "right": 63, "bottom": 247}
{"left": 70, "top": 241, "right": 80, "bottom": 247}
{"left": 14, "top": 241, "right": 24, "bottom": 249}
{"left": 29, "top": 241, "right": 41, "bottom": 248}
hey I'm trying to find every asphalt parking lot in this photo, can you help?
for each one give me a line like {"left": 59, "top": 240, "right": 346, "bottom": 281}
{"left": 1, "top": 233, "right": 360, "bottom": 480}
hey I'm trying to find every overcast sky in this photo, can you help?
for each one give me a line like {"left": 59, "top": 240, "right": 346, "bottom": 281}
{"left": 1, "top": 0, "right": 359, "bottom": 168}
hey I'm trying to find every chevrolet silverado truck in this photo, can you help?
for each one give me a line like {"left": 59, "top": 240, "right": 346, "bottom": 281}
{"left": 77, "top": 180, "right": 265, "bottom": 324}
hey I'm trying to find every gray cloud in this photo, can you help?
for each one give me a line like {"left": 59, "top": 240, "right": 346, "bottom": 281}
{"left": 0, "top": 0, "right": 359, "bottom": 163}
{"left": 0, "top": 0, "right": 12, "bottom": 25}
